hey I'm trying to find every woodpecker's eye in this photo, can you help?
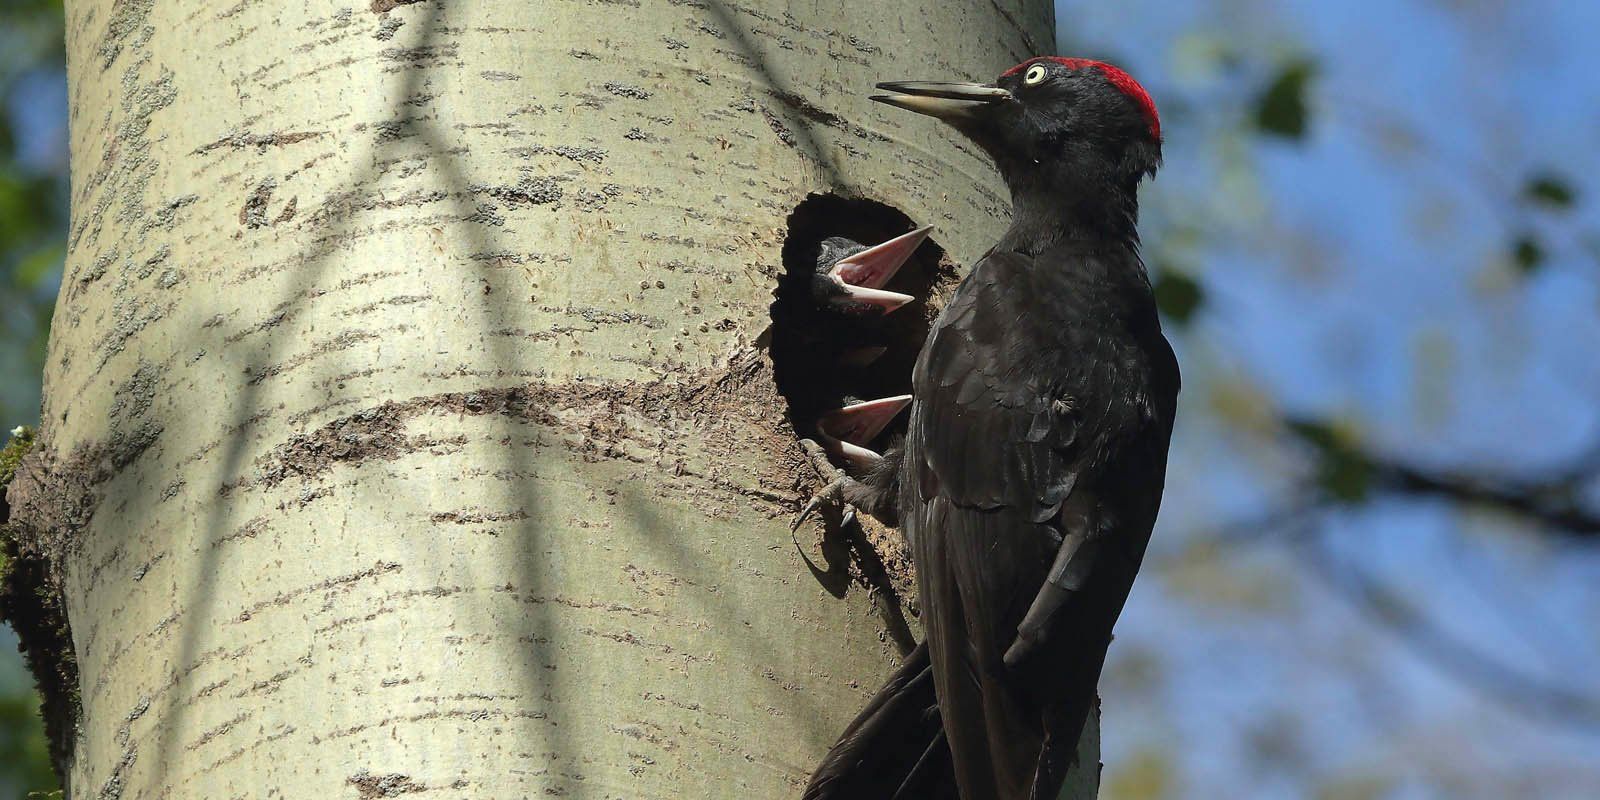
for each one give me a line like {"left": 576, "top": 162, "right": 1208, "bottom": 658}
{"left": 1022, "top": 64, "right": 1048, "bottom": 86}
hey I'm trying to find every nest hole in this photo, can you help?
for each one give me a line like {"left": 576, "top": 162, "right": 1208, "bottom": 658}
{"left": 769, "top": 193, "right": 958, "bottom": 448}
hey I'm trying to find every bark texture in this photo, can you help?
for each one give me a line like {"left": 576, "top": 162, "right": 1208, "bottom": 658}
{"left": 12, "top": 0, "right": 1082, "bottom": 796}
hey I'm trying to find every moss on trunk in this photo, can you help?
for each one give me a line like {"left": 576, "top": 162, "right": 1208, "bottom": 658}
{"left": 0, "top": 426, "right": 79, "bottom": 784}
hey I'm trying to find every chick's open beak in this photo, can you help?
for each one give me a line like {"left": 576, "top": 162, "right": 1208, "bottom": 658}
{"left": 830, "top": 225, "right": 932, "bottom": 290}
{"left": 816, "top": 395, "right": 912, "bottom": 470}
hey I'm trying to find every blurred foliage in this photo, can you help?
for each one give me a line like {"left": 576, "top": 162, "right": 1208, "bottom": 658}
{"left": 1511, "top": 233, "right": 1545, "bottom": 275}
{"left": 1165, "top": 555, "right": 1299, "bottom": 613}
{"left": 1524, "top": 174, "right": 1576, "bottom": 210}
{"left": 1105, "top": 749, "right": 1179, "bottom": 800}
{"left": 1, "top": 426, "right": 37, "bottom": 583}
{"left": 1286, "top": 419, "right": 1374, "bottom": 503}
{"left": 0, "top": 0, "right": 64, "bottom": 795}
{"left": 1153, "top": 268, "right": 1205, "bottom": 326}
{"left": 1314, "top": 774, "right": 1398, "bottom": 800}
{"left": 0, "top": 683, "right": 54, "bottom": 798}
{"left": 0, "top": 0, "right": 65, "bottom": 431}
{"left": 0, "top": 427, "right": 34, "bottom": 489}
{"left": 1512, "top": 174, "right": 1574, "bottom": 278}
{"left": 1253, "top": 59, "right": 1316, "bottom": 139}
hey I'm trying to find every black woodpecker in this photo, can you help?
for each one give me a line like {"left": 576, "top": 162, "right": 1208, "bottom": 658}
{"left": 802, "top": 57, "right": 1180, "bottom": 800}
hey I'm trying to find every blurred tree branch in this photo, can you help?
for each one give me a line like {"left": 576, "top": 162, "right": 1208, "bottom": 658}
{"left": 1287, "top": 417, "right": 1600, "bottom": 539}
{"left": 1172, "top": 419, "right": 1600, "bottom": 734}
{"left": 1174, "top": 477, "right": 1600, "bottom": 734}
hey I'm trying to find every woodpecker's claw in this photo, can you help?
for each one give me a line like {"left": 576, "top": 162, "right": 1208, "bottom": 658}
{"left": 824, "top": 226, "right": 931, "bottom": 314}
{"left": 793, "top": 438, "right": 858, "bottom": 532}
{"left": 792, "top": 396, "right": 912, "bottom": 531}
{"left": 792, "top": 475, "right": 857, "bottom": 532}
{"left": 816, "top": 394, "right": 912, "bottom": 471}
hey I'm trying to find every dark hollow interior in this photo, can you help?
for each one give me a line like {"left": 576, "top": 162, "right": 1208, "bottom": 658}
{"left": 769, "top": 193, "right": 954, "bottom": 451}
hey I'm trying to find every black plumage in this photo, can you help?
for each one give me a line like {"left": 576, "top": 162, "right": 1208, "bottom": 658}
{"left": 805, "top": 57, "right": 1180, "bottom": 800}
{"left": 801, "top": 643, "right": 955, "bottom": 800}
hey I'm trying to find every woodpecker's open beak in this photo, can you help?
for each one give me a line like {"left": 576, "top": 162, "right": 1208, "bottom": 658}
{"left": 831, "top": 225, "right": 932, "bottom": 290}
{"left": 872, "top": 81, "right": 1012, "bottom": 122}
{"left": 827, "top": 280, "right": 914, "bottom": 314}
{"left": 826, "top": 225, "right": 931, "bottom": 313}
{"left": 816, "top": 395, "right": 912, "bottom": 469}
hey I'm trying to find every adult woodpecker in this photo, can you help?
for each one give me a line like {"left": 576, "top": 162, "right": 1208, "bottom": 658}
{"left": 802, "top": 57, "right": 1179, "bottom": 800}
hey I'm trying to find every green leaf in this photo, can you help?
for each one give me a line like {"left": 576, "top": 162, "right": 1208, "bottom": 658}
{"left": 1511, "top": 234, "right": 1544, "bottom": 275}
{"left": 1254, "top": 60, "right": 1317, "bottom": 139}
{"left": 1286, "top": 419, "right": 1341, "bottom": 452}
{"left": 1153, "top": 269, "right": 1205, "bottom": 325}
{"left": 1524, "top": 173, "right": 1577, "bottom": 210}
{"left": 1321, "top": 451, "right": 1373, "bottom": 503}
{"left": 1286, "top": 418, "right": 1372, "bottom": 503}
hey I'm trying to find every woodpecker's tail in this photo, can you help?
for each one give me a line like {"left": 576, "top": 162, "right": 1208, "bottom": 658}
{"left": 803, "top": 642, "right": 957, "bottom": 800}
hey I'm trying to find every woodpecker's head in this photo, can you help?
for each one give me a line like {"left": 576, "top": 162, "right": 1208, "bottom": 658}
{"left": 875, "top": 57, "right": 1161, "bottom": 205}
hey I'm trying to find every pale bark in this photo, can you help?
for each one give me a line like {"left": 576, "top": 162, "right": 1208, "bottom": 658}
{"left": 13, "top": 0, "right": 1087, "bottom": 796}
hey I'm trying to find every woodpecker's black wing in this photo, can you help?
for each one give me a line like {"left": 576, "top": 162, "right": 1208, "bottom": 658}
{"left": 801, "top": 642, "right": 958, "bottom": 800}
{"left": 903, "top": 241, "right": 1178, "bottom": 800}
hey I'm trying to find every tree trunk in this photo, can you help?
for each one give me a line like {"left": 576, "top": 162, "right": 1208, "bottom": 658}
{"left": 6, "top": 0, "right": 1090, "bottom": 796}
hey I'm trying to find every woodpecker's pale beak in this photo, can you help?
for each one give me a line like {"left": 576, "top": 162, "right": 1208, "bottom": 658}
{"left": 872, "top": 81, "right": 1012, "bottom": 122}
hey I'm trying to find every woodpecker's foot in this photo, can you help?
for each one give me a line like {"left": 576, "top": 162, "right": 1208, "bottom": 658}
{"left": 792, "top": 396, "right": 913, "bottom": 530}
{"left": 795, "top": 438, "right": 870, "bottom": 532}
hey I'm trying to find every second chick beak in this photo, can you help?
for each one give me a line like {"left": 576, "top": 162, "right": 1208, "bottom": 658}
{"left": 816, "top": 395, "right": 913, "bottom": 470}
